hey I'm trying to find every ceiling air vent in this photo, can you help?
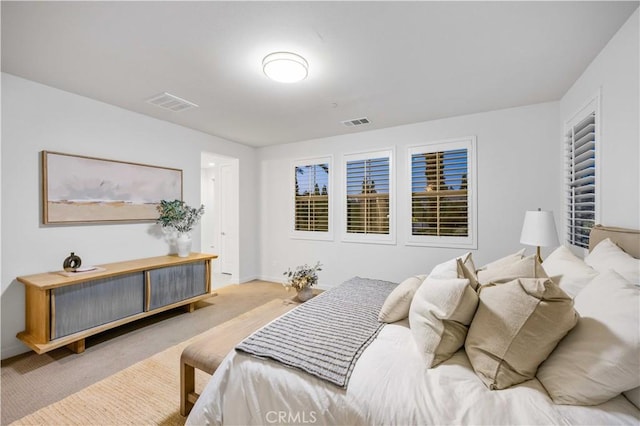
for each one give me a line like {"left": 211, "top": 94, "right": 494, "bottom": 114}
{"left": 341, "top": 117, "right": 371, "bottom": 127}
{"left": 146, "top": 92, "right": 199, "bottom": 112}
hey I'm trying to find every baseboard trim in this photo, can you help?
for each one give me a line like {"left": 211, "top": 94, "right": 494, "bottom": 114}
{"left": 255, "top": 275, "right": 283, "bottom": 284}
{"left": 238, "top": 275, "right": 259, "bottom": 284}
{"left": 2, "top": 341, "right": 30, "bottom": 360}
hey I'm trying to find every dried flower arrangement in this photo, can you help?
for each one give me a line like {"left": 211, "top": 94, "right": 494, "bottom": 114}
{"left": 283, "top": 262, "right": 323, "bottom": 291}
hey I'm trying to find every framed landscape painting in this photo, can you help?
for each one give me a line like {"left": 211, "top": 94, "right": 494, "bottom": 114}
{"left": 42, "top": 151, "right": 183, "bottom": 224}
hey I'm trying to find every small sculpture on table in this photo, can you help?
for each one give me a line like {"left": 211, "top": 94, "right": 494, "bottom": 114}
{"left": 63, "top": 252, "right": 82, "bottom": 272}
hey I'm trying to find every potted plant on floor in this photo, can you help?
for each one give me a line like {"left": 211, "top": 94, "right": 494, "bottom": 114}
{"left": 283, "top": 261, "right": 322, "bottom": 302}
{"left": 156, "top": 199, "right": 205, "bottom": 257}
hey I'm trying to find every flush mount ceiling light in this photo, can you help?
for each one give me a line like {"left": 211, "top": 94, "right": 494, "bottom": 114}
{"left": 262, "top": 52, "right": 308, "bottom": 83}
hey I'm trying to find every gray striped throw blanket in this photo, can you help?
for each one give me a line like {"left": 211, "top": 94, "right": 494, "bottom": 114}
{"left": 235, "top": 277, "right": 397, "bottom": 388}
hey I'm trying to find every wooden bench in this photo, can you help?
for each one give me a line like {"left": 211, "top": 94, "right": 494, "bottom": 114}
{"left": 180, "top": 298, "right": 298, "bottom": 416}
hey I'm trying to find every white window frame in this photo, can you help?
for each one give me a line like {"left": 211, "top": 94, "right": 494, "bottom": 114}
{"left": 563, "top": 91, "right": 601, "bottom": 252}
{"left": 406, "top": 136, "right": 477, "bottom": 249}
{"left": 290, "top": 156, "right": 333, "bottom": 241}
{"left": 342, "top": 148, "right": 396, "bottom": 245}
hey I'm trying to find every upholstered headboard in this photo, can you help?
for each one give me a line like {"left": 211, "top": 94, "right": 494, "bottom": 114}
{"left": 589, "top": 225, "right": 640, "bottom": 258}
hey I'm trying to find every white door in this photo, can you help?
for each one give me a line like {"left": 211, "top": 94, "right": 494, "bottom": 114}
{"left": 201, "top": 171, "right": 217, "bottom": 254}
{"left": 219, "top": 164, "right": 233, "bottom": 274}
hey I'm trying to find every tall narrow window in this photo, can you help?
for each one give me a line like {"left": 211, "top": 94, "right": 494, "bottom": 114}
{"left": 408, "top": 137, "right": 476, "bottom": 249}
{"left": 291, "top": 157, "right": 332, "bottom": 240}
{"left": 343, "top": 149, "right": 394, "bottom": 244}
{"left": 565, "top": 100, "right": 598, "bottom": 249}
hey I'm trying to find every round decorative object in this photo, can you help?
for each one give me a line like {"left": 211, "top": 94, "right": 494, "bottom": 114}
{"left": 296, "top": 286, "right": 314, "bottom": 302}
{"left": 63, "top": 252, "right": 82, "bottom": 272}
{"left": 262, "top": 51, "right": 309, "bottom": 83}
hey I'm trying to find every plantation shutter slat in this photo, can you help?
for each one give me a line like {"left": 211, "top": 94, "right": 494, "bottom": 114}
{"left": 346, "top": 156, "right": 390, "bottom": 235}
{"left": 411, "top": 148, "right": 469, "bottom": 237}
{"left": 566, "top": 111, "right": 596, "bottom": 248}
{"left": 294, "top": 163, "right": 329, "bottom": 232}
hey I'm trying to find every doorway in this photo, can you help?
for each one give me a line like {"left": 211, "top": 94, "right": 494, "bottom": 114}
{"left": 200, "top": 153, "right": 240, "bottom": 288}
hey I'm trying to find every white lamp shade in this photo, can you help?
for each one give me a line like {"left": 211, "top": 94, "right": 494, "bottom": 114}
{"left": 262, "top": 52, "right": 308, "bottom": 83}
{"left": 520, "top": 210, "right": 559, "bottom": 247}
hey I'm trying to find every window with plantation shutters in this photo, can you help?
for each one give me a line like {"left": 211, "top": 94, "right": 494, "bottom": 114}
{"left": 291, "top": 157, "right": 332, "bottom": 240}
{"left": 565, "top": 102, "right": 598, "bottom": 249}
{"left": 343, "top": 149, "right": 395, "bottom": 244}
{"left": 408, "top": 137, "right": 477, "bottom": 249}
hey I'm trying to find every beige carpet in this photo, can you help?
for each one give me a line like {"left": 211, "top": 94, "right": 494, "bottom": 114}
{"left": 2, "top": 281, "right": 292, "bottom": 424}
{"left": 10, "top": 297, "right": 299, "bottom": 426}
{"left": 11, "top": 335, "right": 205, "bottom": 426}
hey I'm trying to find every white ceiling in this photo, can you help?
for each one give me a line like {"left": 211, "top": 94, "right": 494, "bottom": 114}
{"left": 2, "top": 1, "right": 637, "bottom": 147}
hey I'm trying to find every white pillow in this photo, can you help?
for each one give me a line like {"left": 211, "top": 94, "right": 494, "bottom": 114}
{"left": 380, "top": 253, "right": 473, "bottom": 324}
{"left": 537, "top": 270, "right": 640, "bottom": 405}
{"left": 585, "top": 238, "right": 640, "bottom": 285}
{"left": 543, "top": 245, "right": 599, "bottom": 297}
{"left": 428, "top": 252, "right": 471, "bottom": 279}
{"left": 378, "top": 275, "right": 426, "bottom": 323}
{"left": 409, "top": 277, "right": 478, "bottom": 367}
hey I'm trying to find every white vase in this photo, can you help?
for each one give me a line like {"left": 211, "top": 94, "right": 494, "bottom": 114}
{"left": 297, "top": 286, "right": 313, "bottom": 302}
{"left": 176, "top": 233, "right": 192, "bottom": 257}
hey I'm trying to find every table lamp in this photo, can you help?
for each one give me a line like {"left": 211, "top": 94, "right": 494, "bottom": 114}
{"left": 520, "top": 208, "right": 559, "bottom": 263}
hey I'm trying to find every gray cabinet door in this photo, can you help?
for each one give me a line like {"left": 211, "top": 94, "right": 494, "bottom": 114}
{"left": 147, "top": 262, "right": 206, "bottom": 310}
{"left": 52, "top": 273, "right": 145, "bottom": 339}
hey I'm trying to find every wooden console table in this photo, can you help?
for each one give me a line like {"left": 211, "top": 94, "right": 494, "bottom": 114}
{"left": 16, "top": 253, "right": 217, "bottom": 354}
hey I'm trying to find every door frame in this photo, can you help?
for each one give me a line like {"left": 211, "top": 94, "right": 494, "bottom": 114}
{"left": 200, "top": 153, "right": 240, "bottom": 282}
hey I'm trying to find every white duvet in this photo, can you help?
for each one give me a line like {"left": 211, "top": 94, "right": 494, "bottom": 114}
{"left": 187, "top": 320, "right": 640, "bottom": 425}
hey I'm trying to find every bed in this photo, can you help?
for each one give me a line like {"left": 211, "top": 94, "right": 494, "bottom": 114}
{"left": 186, "top": 225, "right": 640, "bottom": 425}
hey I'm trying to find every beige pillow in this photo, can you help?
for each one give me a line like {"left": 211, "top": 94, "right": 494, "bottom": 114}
{"left": 379, "top": 275, "right": 427, "bottom": 323}
{"left": 479, "top": 248, "right": 526, "bottom": 270}
{"left": 624, "top": 387, "right": 640, "bottom": 410}
{"left": 465, "top": 277, "right": 578, "bottom": 390}
{"left": 537, "top": 270, "right": 640, "bottom": 405}
{"left": 457, "top": 254, "right": 479, "bottom": 290}
{"left": 476, "top": 255, "right": 546, "bottom": 286}
{"left": 542, "top": 245, "right": 599, "bottom": 297}
{"left": 459, "top": 252, "right": 476, "bottom": 272}
{"left": 409, "top": 277, "right": 478, "bottom": 367}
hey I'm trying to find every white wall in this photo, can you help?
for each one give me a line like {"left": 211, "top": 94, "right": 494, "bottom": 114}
{"left": 1, "top": 73, "right": 259, "bottom": 358}
{"left": 258, "top": 102, "right": 561, "bottom": 289}
{"left": 4, "top": 11, "right": 635, "bottom": 359}
{"left": 560, "top": 9, "right": 639, "bottom": 231}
